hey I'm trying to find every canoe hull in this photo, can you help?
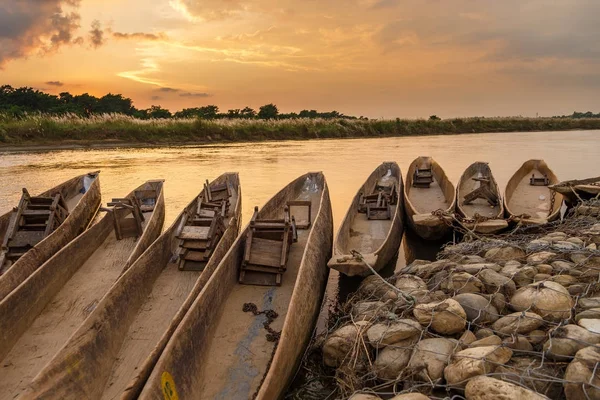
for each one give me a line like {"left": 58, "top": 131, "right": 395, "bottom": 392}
{"left": 504, "top": 159, "right": 562, "bottom": 225}
{"left": 328, "top": 162, "right": 404, "bottom": 276}
{"left": 456, "top": 162, "right": 507, "bottom": 235}
{"left": 404, "top": 156, "right": 456, "bottom": 240}
{"left": 23, "top": 173, "right": 241, "bottom": 400}
{"left": 0, "top": 172, "right": 101, "bottom": 301}
{"left": 137, "top": 172, "right": 332, "bottom": 400}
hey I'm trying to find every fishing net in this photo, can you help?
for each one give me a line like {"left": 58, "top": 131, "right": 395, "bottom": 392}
{"left": 287, "top": 199, "right": 600, "bottom": 400}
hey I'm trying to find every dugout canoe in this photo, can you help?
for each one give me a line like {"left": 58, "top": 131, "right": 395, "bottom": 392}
{"left": 24, "top": 172, "right": 240, "bottom": 400}
{"left": 0, "top": 180, "right": 165, "bottom": 399}
{"left": 504, "top": 159, "right": 563, "bottom": 225}
{"left": 137, "top": 172, "right": 332, "bottom": 400}
{"left": 550, "top": 176, "right": 600, "bottom": 206}
{"left": 404, "top": 156, "right": 456, "bottom": 240}
{"left": 0, "top": 171, "right": 101, "bottom": 300}
{"left": 457, "top": 161, "right": 508, "bottom": 234}
{"left": 328, "top": 162, "right": 403, "bottom": 276}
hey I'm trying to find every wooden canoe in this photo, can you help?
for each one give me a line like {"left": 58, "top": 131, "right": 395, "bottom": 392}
{"left": 456, "top": 161, "right": 508, "bottom": 234}
{"left": 404, "top": 156, "right": 456, "bottom": 240}
{"left": 24, "top": 172, "right": 241, "bottom": 400}
{"left": 504, "top": 159, "right": 563, "bottom": 225}
{"left": 0, "top": 171, "right": 101, "bottom": 300}
{"left": 328, "top": 162, "right": 404, "bottom": 276}
{"left": 550, "top": 176, "right": 600, "bottom": 205}
{"left": 0, "top": 180, "right": 165, "bottom": 399}
{"left": 137, "top": 172, "right": 332, "bottom": 400}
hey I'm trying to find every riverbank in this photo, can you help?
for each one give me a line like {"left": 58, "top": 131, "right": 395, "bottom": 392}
{"left": 289, "top": 199, "right": 600, "bottom": 399}
{"left": 1, "top": 114, "right": 599, "bottom": 150}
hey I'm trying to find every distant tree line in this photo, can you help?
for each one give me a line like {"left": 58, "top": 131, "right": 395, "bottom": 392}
{"left": 553, "top": 111, "right": 600, "bottom": 119}
{"left": 0, "top": 85, "right": 359, "bottom": 120}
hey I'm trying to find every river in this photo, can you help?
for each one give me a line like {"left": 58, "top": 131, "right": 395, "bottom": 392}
{"left": 1, "top": 130, "right": 599, "bottom": 303}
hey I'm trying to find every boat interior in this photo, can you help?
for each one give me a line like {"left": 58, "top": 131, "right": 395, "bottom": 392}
{"left": 458, "top": 163, "right": 502, "bottom": 218}
{"left": 407, "top": 157, "right": 455, "bottom": 214}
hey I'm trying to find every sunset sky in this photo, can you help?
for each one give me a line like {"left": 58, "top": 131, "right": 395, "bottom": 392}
{"left": 1, "top": 0, "right": 599, "bottom": 118}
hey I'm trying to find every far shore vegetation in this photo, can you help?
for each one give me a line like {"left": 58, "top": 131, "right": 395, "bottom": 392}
{"left": 1, "top": 85, "right": 599, "bottom": 147}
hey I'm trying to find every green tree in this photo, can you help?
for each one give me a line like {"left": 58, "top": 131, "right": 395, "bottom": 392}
{"left": 148, "top": 105, "right": 172, "bottom": 119}
{"left": 258, "top": 103, "right": 279, "bottom": 119}
{"left": 429, "top": 115, "right": 441, "bottom": 121}
{"left": 240, "top": 106, "right": 256, "bottom": 118}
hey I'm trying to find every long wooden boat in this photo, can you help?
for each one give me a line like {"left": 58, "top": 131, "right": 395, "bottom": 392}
{"left": 0, "top": 171, "right": 101, "bottom": 300}
{"left": 404, "top": 156, "right": 456, "bottom": 240}
{"left": 0, "top": 180, "right": 165, "bottom": 399}
{"left": 137, "top": 172, "right": 332, "bottom": 400}
{"left": 550, "top": 176, "right": 600, "bottom": 205}
{"left": 456, "top": 161, "right": 508, "bottom": 234}
{"left": 24, "top": 173, "right": 241, "bottom": 400}
{"left": 328, "top": 162, "right": 403, "bottom": 276}
{"left": 504, "top": 159, "right": 563, "bottom": 224}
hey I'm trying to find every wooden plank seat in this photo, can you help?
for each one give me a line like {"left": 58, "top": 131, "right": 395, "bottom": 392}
{"left": 239, "top": 205, "right": 297, "bottom": 286}
{"left": 530, "top": 173, "right": 550, "bottom": 186}
{"left": 0, "top": 188, "right": 70, "bottom": 270}
{"left": 367, "top": 192, "right": 391, "bottom": 220}
{"left": 413, "top": 165, "right": 434, "bottom": 188}
{"left": 103, "top": 197, "right": 144, "bottom": 240}
{"left": 203, "top": 179, "right": 232, "bottom": 204}
{"left": 463, "top": 177, "right": 499, "bottom": 206}
{"left": 177, "top": 200, "right": 227, "bottom": 271}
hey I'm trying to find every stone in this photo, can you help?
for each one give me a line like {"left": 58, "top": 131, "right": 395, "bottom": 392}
{"left": 528, "top": 330, "right": 547, "bottom": 345}
{"left": 367, "top": 320, "right": 422, "bottom": 348}
{"left": 579, "top": 297, "right": 600, "bottom": 310}
{"left": 457, "top": 255, "right": 487, "bottom": 264}
{"left": 566, "top": 237, "right": 585, "bottom": 246}
{"left": 502, "top": 335, "right": 533, "bottom": 351}
{"left": 553, "top": 241, "right": 581, "bottom": 251}
{"left": 543, "top": 324, "right": 600, "bottom": 360}
{"left": 349, "top": 394, "right": 381, "bottom": 400}
{"left": 510, "top": 281, "right": 573, "bottom": 322}
{"left": 485, "top": 293, "right": 507, "bottom": 313}
{"left": 578, "top": 318, "right": 600, "bottom": 334}
{"left": 442, "top": 272, "right": 483, "bottom": 294}
{"left": 512, "top": 266, "right": 538, "bottom": 287}
{"left": 465, "top": 376, "right": 550, "bottom": 400}
{"left": 550, "top": 274, "right": 579, "bottom": 287}
{"left": 470, "top": 335, "right": 502, "bottom": 347}
{"left": 568, "top": 284, "right": 586, "bottom": 296}
{"left": 413, "top": 299, "right": 467, "bottom": 335}
{"left": 536, "top": 264, "right": 553, "bottom": 274}
{"left": 358, "top": 275, "right": 394, "bottom": 298}
{"left": 533, "top": 273, "right": 551, "bottom": 282}
{"left": 564, "top": 346, "right": 600, "bottom": 400}
{"left": 527, "top": 251, "right": 557, "bottom": 265}
{"left": 407, "top": 337, "right": 457, "bottom": 383}
{"left": 457, "top": 263, "right": 502, "bottom": 274}
{"left": 394, "top": 275, "right": 427, "bottom": 293}
{"left": 477, "top": 269, "right": 516, "bottom": 298}
{"left": 575, "top": 308, "right": 600, "bottom": 322}
{"left": 323, "top": 321, "right": 371, "bottom": 367}
{"left": 475, "top": 328, "right": 494, "bottom": 339}
{"left": 459, "top": 330, "right": 477, "bottom": 346}
{"left": 352, "top": 301, "right": 390, "bottom": 321}
{"left": 492, "top": 312, "right": 544, "bottom": 335}
{"left": 485, "top": 247, "right": 526, "bottom": 263}
{"left": 526, "top": 239, "right": 550, "bottom": 252}
{"left": 390, "top": 394, "right": 430, "bottom": 400}
{"left": 373, "top": 337, "right": 416, "bottom": 380}
{"left": 444, "top": 345, "right": 513, "bottom": 387}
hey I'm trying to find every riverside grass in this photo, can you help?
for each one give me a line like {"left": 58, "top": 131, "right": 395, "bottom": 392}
{"left": 1, "top": 113, "right": 600, "bottom": 147}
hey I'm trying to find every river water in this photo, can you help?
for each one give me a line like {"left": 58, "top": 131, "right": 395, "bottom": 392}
{"left": 1, "top": 130, "right": 599, "bottom": 302}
